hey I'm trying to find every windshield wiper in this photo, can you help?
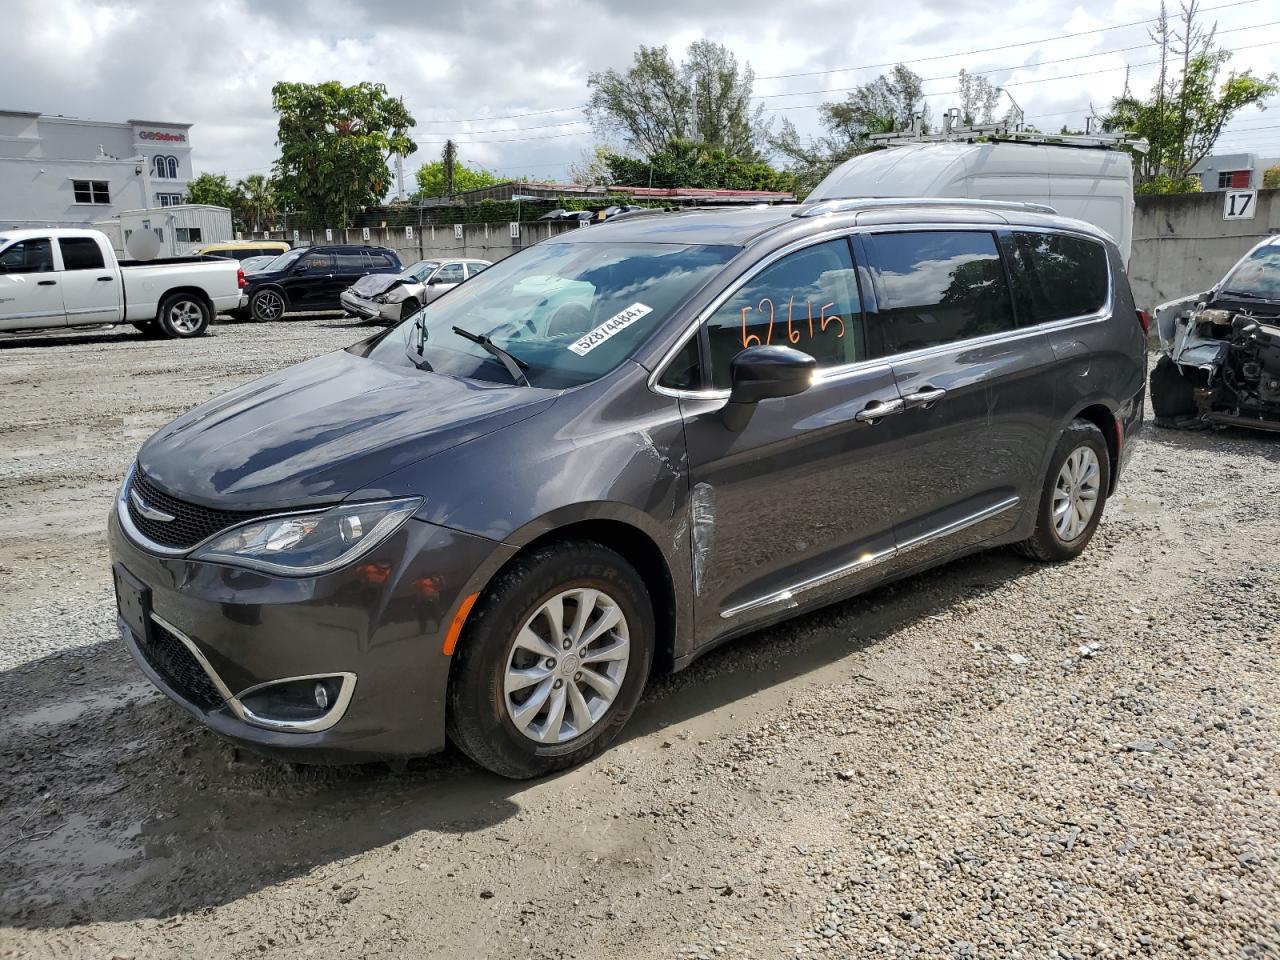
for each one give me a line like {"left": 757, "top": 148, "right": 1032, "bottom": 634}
{"left": 452, "top": 325, "right": 530, "bottom": 386}
{"left": 1220, "top": 289, "right": 1276, "bottom": 301}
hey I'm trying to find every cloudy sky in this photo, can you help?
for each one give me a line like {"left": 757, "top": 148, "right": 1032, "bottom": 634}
{"left": 7, "top": 0, "right": 1280, "bottom": 187}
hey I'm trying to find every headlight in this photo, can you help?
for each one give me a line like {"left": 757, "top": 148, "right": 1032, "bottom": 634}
{"left": 189, "top": 497, "right": 421, "bottom": 576}
{"left": 373, "top": 294, "right": 388, "bottom": 303}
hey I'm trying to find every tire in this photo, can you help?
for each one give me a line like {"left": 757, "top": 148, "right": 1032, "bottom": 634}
{"left": 1150, "top": 355, "right": 1201, "bottom": 428}
{"left": 447, "top": 541, "right": 654, "bottom": 779}
{"left": 398, "top": 298, "right": 420, "bottom": 323}
{"left": 155, "top": 293, "right": 210, "bottom": 339}
{"left": 1015, "top": 418, "right": 1112, "bottom": 563}
{"left": 249, "top": 287, "right": 287, "bottom": 323}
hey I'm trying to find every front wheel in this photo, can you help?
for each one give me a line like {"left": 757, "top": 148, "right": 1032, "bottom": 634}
{"left": 1015, "top": 419, "right": 1111, "bottom": 563}
{"left": 447, "top": 542, "right": 654, "bottom": 779}
{"left": 155, "top": 293, "right": 210, "bottom": 338}
{"left": 249, "top": 288, "right": 287, "bottom": 323}
{"left": 397, "top": 298, "right": 420, "bottom": 323}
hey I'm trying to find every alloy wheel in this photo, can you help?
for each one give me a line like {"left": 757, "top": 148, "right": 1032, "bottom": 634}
{"left": 503, "top": 587, "right": 630, "bottom": 745}
{"left": 1052, "top": 446, "right": 1101, "bottom": 541}
{"left": 254, "top": 291, "right": 284, "bottom": 321}
{"left": 168, "top": 299, "right": 204, "bottom": 334}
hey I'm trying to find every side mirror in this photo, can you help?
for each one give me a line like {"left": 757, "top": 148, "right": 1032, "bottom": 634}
{"left": 721, "top": 345, "right": 816, "bottom": 431}
{"left": 292, "top": 265, "right": 308, "bottom": 276}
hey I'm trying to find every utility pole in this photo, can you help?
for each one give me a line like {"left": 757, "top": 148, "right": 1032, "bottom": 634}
{"left": 443, "top": 139, "right": 457, "bottom": 200}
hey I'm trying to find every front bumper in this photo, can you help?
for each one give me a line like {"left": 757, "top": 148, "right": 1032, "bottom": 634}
{"left": 340, "top": 290, "right": 401, "bottom": 323}
{"left": 108, "top": 508, "right": 510, "bottom": 763}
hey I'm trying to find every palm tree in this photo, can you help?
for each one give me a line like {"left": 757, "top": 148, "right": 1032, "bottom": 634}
{"left": 236, "top": 174, "right": 278, "bottom": 233}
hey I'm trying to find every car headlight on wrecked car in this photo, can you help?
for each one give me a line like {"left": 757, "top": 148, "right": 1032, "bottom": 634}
{"left": 189, "top": 497, "right": 422, "bottom": 576}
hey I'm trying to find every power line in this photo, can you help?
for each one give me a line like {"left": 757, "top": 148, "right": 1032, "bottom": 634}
{"left": 751, "top": 0, "right": 1262, "bottom": 83}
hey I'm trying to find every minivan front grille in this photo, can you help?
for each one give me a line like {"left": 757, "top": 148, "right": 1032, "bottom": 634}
{"left": 138, "top": 620, "right": 225, "bottom": 711}
{"left": 127, "top": 468, "right": 267, "bottom": 550}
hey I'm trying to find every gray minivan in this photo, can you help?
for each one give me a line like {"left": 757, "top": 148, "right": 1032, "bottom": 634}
{"left": 109, "top": 199, "right": 1146, "bottom": 778}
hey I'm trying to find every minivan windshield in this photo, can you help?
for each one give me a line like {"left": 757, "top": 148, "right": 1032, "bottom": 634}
{"left": 1221, "top": 244, "right": 1280, "bottom": 301}
{"left": 367, "top": 240, "right": 737, "bottom": 388}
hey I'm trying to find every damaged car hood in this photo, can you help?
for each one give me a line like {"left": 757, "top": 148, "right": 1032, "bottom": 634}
{"left": 137, "top": 350, "right": 556, "bottom": 510}
{"left": 351, "top": 273, "right": 417, "bottom": 298}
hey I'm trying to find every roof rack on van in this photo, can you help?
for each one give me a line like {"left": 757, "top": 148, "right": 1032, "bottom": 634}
{"left": 793, "top": 197, "right": 1058, "bottom": 219}
{"left": 867, "top": 120, "right": 1150, "bottom": 154}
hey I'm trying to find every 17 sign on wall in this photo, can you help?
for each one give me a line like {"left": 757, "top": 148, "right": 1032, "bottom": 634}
{"left": 1223, "top": 190, "right": 1257, "bottom": 221}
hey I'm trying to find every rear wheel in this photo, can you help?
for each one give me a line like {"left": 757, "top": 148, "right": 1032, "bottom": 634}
{"left": 249, "top": 288, "right": 287, "bottom": 323}
{"left": 1016, "top": 419, "right": 1111, "bottom": 563}
{"left": 447, "top": 541, "right": 654, "bottom": 779}
{"left": 155, "top": 293, "right": 210, "bottom": 338}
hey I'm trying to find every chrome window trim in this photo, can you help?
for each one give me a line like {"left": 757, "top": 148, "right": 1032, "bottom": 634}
{"left": 233, "top": 672, "right": 359, "bottom": 734}
{"left": 720, "top": 495, "right": 1020, "bottom": 619}
{"left": 649, "top": 222, "right": 1116, "bottom": 400}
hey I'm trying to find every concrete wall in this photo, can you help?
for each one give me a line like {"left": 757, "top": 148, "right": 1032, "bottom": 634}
{"left": 255, "top": 219, "right": 585, "bottom": 265}
{"left": 1129, "top": 189, "right": 1279, "bottom": 311}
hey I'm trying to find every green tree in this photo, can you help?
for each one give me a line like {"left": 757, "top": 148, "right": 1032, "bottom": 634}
{"left": 600, "top": 138, "right": 794, "bottom": 192}
{"left": 587, "top": 41, "right": 767, "bottom": 158}
{"left": 271, "top": 80, "right": 417, "bottom": 226}
{"left": 957, "top": 69, "right": 1002, "bottom": 125}
{"left": 1104, "top": 1, "right": 1277, "bottom": 194}
{"left": 235, "top": 174, "right": 278, "bottom": 232}
{"left": 1264, "top": 165, "right": 1280, "bottom": 189}
{"left": 413, "top": 157, "right": 502, "bottom": 198}
{"left": 185, "top": 172, "right": 237, "bottom": 209}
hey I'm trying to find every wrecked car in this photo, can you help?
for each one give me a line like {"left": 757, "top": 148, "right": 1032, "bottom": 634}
{"left": 340, "top": 258, "right": 491, "bottom": 323}
{"left": 1151, "top": 235, "right": 1280, "bottom": 432}
{"left": 109, "top": 199, "right": 1145, "bottom": 779}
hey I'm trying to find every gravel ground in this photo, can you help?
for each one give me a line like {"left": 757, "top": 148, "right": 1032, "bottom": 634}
{"left": 0, "top": 319, "right": 1277, "bottom": 960}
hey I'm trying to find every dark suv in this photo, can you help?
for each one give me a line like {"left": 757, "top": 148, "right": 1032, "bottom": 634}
{"left": 237, "top": 244, "right": 402, "bottom": 321}
{"left": 109, "top": 200, "right": 1145, "bottom": 778}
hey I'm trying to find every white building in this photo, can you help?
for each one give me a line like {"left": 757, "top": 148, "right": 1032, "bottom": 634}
{"left": 117, "top": 204, "right": 233, "bottom": 257}
{"left": 0, "top": 110, "right": 195, "bottom": 230}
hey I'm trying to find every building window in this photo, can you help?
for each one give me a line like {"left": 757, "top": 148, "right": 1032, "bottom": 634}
{"left": 72, "top": 180, "right": 110, "bottom": 204}
{"left": 157, "top": 193, "right": 184, "bottom": 207}
{"left": 175, "top": 227, "right": 203, "bottom": 243}
{"left": 1218, "top": 170, "right": 1252, "bottom": 189}
{"left": 151, "top": 155, "right": 180, "bottom": 179}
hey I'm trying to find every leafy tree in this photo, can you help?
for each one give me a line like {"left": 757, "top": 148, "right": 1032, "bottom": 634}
{"left": 1104, "top": 1, "right": 1277, "bottom": 194}
{"left": 600, "top": 138, "right": 794, "bottom": 192}
{"left": 957, "top": 70, "right": 1002, "bottom": 125}
{"left": 587, "top": 41, "right": 767, "bottom": 158}
{"left": 271, "top": 80, "right": 417, "bottom": 226}
{"left": 185, "top": 172, "right": 237, "bottom": 209}
{"left": 236, "top": 174, "right": 278, "bottom": 231}
{"left": 566, "top": 145, "right": 615, "bottom": 185}
{"left": 414, "top": 157, "right": 502, "bottom": 198}
{"left": 1264, "top": 165, "right": 1280, "bottom": 189}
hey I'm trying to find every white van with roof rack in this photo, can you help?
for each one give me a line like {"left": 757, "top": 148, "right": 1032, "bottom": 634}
{"left": 804, "top": 127, "right": 1144, "bottom": 263}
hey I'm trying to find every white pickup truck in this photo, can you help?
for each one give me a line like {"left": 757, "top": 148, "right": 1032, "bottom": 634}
{"left": 0, "top": 228, "right": 244, "bottom": 339}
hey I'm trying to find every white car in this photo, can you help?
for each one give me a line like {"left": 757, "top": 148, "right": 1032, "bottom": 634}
{"left": 0, "top": 228, "right": 243, "bottom": 338}
{"left": 340, "top": 258, "right": 490, "bottom": 323}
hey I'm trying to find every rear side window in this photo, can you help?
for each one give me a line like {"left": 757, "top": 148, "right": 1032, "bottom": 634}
{"left": 334, "top": 253, "right": 366, "bottom": 270}
{"left": 704, "top": 239, "right": 864, "bottom": 389}
{"left": 866, "top": 231, "right": 1014, "bottom": 356}
{"left": 1003, "top": 232, "right": 1109, "bottom": 323}
{"left": 58, "top": 237, "right": 106, "bottom": 271}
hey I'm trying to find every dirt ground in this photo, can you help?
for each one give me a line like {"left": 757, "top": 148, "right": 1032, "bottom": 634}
{"left": 0, "top": 319, "right": 1277, "bottom": 960}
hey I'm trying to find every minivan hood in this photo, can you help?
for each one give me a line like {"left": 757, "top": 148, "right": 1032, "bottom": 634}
{"left": 138, "top": 350, "right": 556, "bottom": 510}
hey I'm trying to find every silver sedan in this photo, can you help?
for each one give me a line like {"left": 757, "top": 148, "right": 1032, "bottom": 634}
{"left": 340, "top": 258, "right": 491, "bottom": 323}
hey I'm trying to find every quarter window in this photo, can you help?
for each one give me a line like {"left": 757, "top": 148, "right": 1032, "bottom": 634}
{"left": 334, "top": 253, "right": 366, "bottom": 271}
{"left": 657, "top": 334, "right": 703, "bottom": 391}
{"left": 0, "top": 238, "right": 55, "bottom": 273}
{"left": 72, "top": 180, "right": 111, "bottom": 204}
{"left": 704, "top": 239, "right": 864, "bottom": 389}
{"left": 58, "top": 237, "right": 106, "bottom": 270}
{"left": 866, "top": 231, "right": 1014, "bottom": 356}
{"left": 1002, "top": 231, "right": 1109, "bottom": 324}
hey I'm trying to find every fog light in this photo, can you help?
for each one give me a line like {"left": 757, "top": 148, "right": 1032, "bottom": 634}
{"left": 314, "top": 681, "right": 330, "bottom": 710}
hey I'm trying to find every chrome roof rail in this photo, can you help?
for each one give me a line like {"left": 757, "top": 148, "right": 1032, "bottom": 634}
{"left": 793, "top": 197, "right": 1058, "bottom": 219}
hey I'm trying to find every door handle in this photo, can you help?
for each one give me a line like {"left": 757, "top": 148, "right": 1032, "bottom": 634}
{"left": 37, "top": 280, "right": 57, "bottom": 286}
{"left": 854, "top": 398, "right": 905, "bottom": 423}
{"left": 97, "top": 276, "right": 113, "bottom": 282}
{"left": 903, "top": 386, "right": 948, "bottom": 409}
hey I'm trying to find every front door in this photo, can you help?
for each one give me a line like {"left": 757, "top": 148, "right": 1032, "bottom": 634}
{"left": 859, "top": 229, "right": 1055, "bottom": 566}
{"left": 424, "top": 262, "right": 465, "bottom": 303}
{"left": 678, "top": 238, "right": 907, "bottom": 643}
{"left": 0, "top": 237, "right": 64, "bottom": 331}
{"left": 57, "top": 236, "right": 119, "bottom": 325}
